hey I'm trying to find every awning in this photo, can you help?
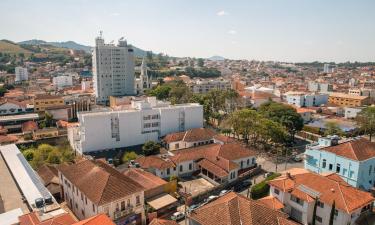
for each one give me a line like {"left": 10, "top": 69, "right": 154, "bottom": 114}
{"left": 147, "top": 194, "right": 178, "bottom": 210}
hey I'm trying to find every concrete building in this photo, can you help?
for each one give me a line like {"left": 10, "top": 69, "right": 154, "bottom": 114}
{"left": 305, "top": 137, "right": 375, "bottom": 190}
{"left": 268, "top": 169, "right": 374, "bottom": 225}
{"left": 63, "top": 93, "right": 95, "bottom": 119}
{"left": 308, "top": 81, "right": 333, "bottom": 93}
{"left": 190, "top": 79, "right": 231, "bottom": 94}
{"left": 53, "top": 75, "right": 73, "bottom": 89}
{"left": 0, "top": 99, "right": 27, "bottom": 115}
{"left": 58, "top": 159, "right": 145, "bottom": 224}
{"left": 285, "top": 92, "right": 328, "bottom": 108}
{"left": 323, "top": 64, "right": 336, "bottom": 73}
{"left": 15, "top": 67, "right": 28, "bottom": 83}
{"left": 344, "top": 107, "right": 364, "bottom": 119}
{"left": 93, "top": 34, "right": 135, "bottom": 105}
{"left": 328, "top": 93, "right": 370, "bottom": 107}
{"left": 68, "top": 97, "right": 203, "bottom": 154}
{"left": 33, "top": 94, "right": 65, "bottom": 112}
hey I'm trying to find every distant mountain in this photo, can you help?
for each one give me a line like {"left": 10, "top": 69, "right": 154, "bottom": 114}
{"left": 208, "top": 55, "right": 225, "bottom": 61}
{"left": 0, "top": 40, "right": 32, "bottom": 56}
{"left": 19, "top": 39, "right": 151, "bottom": 57}
{"left": 19, "top": 39, "right": 92, "bottom": 52}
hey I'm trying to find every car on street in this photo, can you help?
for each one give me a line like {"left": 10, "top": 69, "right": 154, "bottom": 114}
{"left": 206, "top": 195, "right": 218, "bottom": 203}
{"left": 171, "top": 212, "right": 185, "bottom": 221}
{"left": 188, "top": 204, "right": 200, "bottom": 213}
{"left": 219, "top": 189, "right": 229, "bottom": 196}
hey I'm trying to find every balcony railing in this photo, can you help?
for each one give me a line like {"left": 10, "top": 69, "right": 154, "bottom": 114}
{"left": 114, "top": 206, "right": 134, "bottom": 220}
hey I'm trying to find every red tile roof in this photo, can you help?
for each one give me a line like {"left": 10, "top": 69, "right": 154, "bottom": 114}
{"left": 321, "top": 138, "right": 375, "bottom": 161}
{"left": 163, "top": 128, "right": 216, "bottom": 144}
{"left": 136, "top": 156, "right": 175, "bottom": 170}
{"left": 123, "top": 168, "right": 167, "bottom": 190}
{"left": 0, "top": 135, "right": 18, "bottom": 144}
{"left": 149, "top": 218, "right": 178, "bottom": 225}
{"left": 268, "top": 169, "right": 374, "bottom": 213}
{"left": 189, "top": 192, "right": 298, "bottom": 225}
{"left": 257, "top": 196, "right": 284, "bottom": 210}
{"left": 22, "top": 121, "right": 38, "bottom": 132}
{"left": 58, "top": 160, "right": 144, "bottom": 205}
{"left": 72, "top": 214, "right": 114, "bottom": 225}
{"left": 19, "top": 212, "right": 76, "bottom": 225}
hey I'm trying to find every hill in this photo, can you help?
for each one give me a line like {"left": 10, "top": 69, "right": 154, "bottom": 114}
{"left": 208, "top": 55, "right": 225, "bottom": 61}
{"left": 0, "top": 40, "right": 32, "bottom": 56}
{"left": 19, "top": 39, "right": 92, "bottom": 52}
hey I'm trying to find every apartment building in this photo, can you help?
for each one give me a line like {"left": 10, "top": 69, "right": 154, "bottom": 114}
{"left": 328, "top": 93, "right": 370, "bottom": 107}
{"left": 93, "top": 34, "right": 135, "bottom": 105}
{"left": 58, "top": 159, "right": 145, "bottom": 224}
{"left": 268, "top": 169, "right": 374, "bottom": 225}
{"left": 68, "top": 97, "right": 203, "bottom": 153}
{"left": 285, "top": 92, "right": 328, "bottom": 107}
{"left": 33, "top": 94, "right": 65, "bottom": 112}
{"left": 53, "top": 75, "right": 73, "bottom": 89}
{"left": 305, "top": 137, "right": 375, "bottom": 190}
{"left": 15, "top": 66, "right": 28, "bottom": 83}
{"left": 136, "top": 142, "right": 256, "bottom": 183}
{"left": 189, "top": 79, "right": 231, "bottom": 94}
{"left": 308, "top": 81, "right": 333, "bottom": 93}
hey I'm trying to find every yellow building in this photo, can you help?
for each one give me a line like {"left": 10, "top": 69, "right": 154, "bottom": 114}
{"left": 328, "top": 92, "right": 370, "bottom": 107}
{"left": 34, "top": 94, "right": 65, "bottom": 112}
{"left": 32, "top": 127, "right": 59, "bottom": 140}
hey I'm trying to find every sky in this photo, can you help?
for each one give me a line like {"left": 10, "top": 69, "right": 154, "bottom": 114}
{"left": 1, "top": 0, "right": 375, "bottom": 62}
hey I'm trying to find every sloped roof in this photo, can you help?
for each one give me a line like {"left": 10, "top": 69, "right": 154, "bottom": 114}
{"left": 149, "top": 218, "right": 178, "bottom": 225}
{"left": 72, "top": 214, "right": 114, "bottom": 225}
{"left": 58, "top": 160, "right": 144, "bottom": 205}
{"left": 190, "top": 192, "right": 298, "bottom": 225}
{"left": 18, "top": 212, "right": 76, "bottom": 225}
{"left": 321, "top": 138, "right": 375, "bottom": 161}
{"left": 37, "top": 164, "right": 59, "bottom": 186}
{"left": 122, "top": 168, "right": 167, "bottom": 190}
{"left": 136, "top": 156, "right": 175, "bottom": 170}
{"left": 163, "top": 128, "right": 216, "bottom": 143}
{"left": 268, "top": 169, "right": 374, "bottom": 213}
{"left": 257, "top": 196, "right": 284, "bottom": 210}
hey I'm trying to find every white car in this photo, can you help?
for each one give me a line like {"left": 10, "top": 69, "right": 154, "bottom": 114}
{"left": 219, "top": 190, "right": 229, "bottom": 196}
{"left": 206, "top": 195, "right": 218, "bottom": 203}
{"left": 171, "top": 212, "right": 185, "bottom": 221}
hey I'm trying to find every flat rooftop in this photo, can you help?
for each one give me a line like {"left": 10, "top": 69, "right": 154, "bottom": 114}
{"left": 0, "top": 144, "right": 59, "bottom": 212}
{"left": 0, "top": 113, "right": 39, "bottom": 123}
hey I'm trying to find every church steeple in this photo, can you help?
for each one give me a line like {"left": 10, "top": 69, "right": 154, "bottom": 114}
{"left": 140, "top": 57, "right": 149, "bottom": 89}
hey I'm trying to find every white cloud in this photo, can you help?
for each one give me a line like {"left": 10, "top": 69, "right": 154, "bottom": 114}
{"left": 228, "top": 30, "right": 237, "bottom": 35}
{"left": 110, "top": 12, "right": 120, "bottom": 17}
{"left": 217, "top": 10, "right": 229, "bottom": 16}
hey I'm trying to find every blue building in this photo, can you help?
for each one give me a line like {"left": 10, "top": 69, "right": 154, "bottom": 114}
{"left": 305, "top": 136, "right": 375, "bottom": 190}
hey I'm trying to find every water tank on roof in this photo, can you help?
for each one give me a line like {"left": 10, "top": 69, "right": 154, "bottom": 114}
{"left": 35, "top": 198, "right": 45, "bottom": 208}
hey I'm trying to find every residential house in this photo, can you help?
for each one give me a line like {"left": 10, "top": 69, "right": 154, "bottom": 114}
{"left": 0, "top": 99, "right": 27, "bottom": 115}
{"left": 163, "top": 128, "right": 216, "bottom": 151}
{"left": 58, "top": 159, "right": 146, "bottom": 224}
{"left": 268, "top": 169, "right": 374, "bottom": 225}
{"left": 305, "top": 137, "right": 375, "bottom": 190}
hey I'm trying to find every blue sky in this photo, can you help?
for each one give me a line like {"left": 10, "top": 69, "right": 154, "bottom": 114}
{"left": 1, "top": 0, "right": 374, "bottom": 62}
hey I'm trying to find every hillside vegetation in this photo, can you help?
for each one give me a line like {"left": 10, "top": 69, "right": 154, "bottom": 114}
{"left": 0, "top": 40, "right": 32, "bottom": 56}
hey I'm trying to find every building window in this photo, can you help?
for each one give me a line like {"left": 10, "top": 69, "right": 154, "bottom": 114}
{"left": 329, "top": 164, "right": 333, "bottom": 171}
{"left": 247, "top": 159, "right": 250, "bottom": 165}
{"left": 322, "top": 159, "right": 326, "bottom": 168}
{"left": 92, "top": 204, "right": 95, "bottom": 212}
{"left": 180, "top": 165, "right": 183, "bottom": 172}
{"left": 336, "top": 164, "right": 341, "bottom": 173}
{"left": 316, "top": 216, "right": 322, "bottom": 223}
{"left": 274, "top": 188, "right": 280, "bottom": 195}
{"left": 317, "top": 201, "right": 324, "bottom": 208}
{"left": 127, "top": 199, "right": 130, "bottom": 207}
{"left": 167, "top": 168, "right": 170, "bottom": 175}
{"left": 136, "top": 196, "right": 141, "bottom": 206}
{"left": 290, "top": 195, "right": 303, "bottom": 206}
{"left": 189, "top": 163, "right": 192, "bottom": 170}
{"left": 121, "top": 201, "right": 125, "bottom": 211}
{"left": 175, "top": 143, "right": 179, "bottom": 149}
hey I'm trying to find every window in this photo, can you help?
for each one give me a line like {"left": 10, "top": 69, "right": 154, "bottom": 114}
{"left": 274, "top": 188, "right": 280, "bottom": 195}
{"left": 290, "top": 195, "right": 303, "bottom": 206}
{"left": 180, "top": 165, "right": 183, "bottom": 172}
{"left": 329, "top": 164, "right": 333, "bottom": 171}
{"left": 136, "top": 196, "right": 141, "bottom": 206}
{"left": 85, "top": 197, "right": 87, "bottom": 205}
{"left": 317, "top": 201, "right": 324, "bottom": 208}
{"left": 322, "top": 159, "right": 326, "bottom": 168}
{"left": 336, "top": 164, "right": 341, "bottom": 173}
{"left": 175, "top": 143, "right": 179, "bottom": 149}
{"left": 127, "top": 199, "right": 130, "bottom": 207}
{"left": 247, "top": 159, "right": 250, "bottom": 165}
{"left": 167, "top": 168, "right": 170, "bottom": 175}
{"left": 121, "top": 201, "right": 125, "bottom": 211}
{"left": 189, "top": 163, "right": 192, "bottom": 170}
{"left": 315, "top": 216, "right": 322, "bottom": 223}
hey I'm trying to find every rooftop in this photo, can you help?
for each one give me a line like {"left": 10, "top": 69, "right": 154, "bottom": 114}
{"left": 163, "top": 128, "right": 216, "bottom": 144}
{"left": 320, "top": 138, "right": 375, "bottom": 161}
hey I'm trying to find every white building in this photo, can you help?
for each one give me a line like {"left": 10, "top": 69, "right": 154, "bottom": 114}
{"left": 58, "top": 159, "right": 145, "bottom": 224}
{"left": 190, "top": 79, "right": 231, "bottom": 94}
{"left": 285, "top": 92, "right": 328, "bottom": 108}
{"left": 68, "top": 97, "right": 203, "bottom": 153}
{"left": 15, "top": 67, "right": 28, "bottom": 83}
{"left": 344, "top": 107, "right": 363, "bottom": 119}
{"left": 93, "top": 34, "right": 135, "bottom": 105}
{"left": 268, "top": 169, "right": 374, "bottom": 225}
{"left": 323, "top": 64, "right": 336, "bottom": 73}
{"left": 53, "top": 75, "right": 73, "bottom": 89}
{"left": 308, "top": 81, "right": 333, "bottom": 93}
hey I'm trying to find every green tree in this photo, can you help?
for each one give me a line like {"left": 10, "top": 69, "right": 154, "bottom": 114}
{"left": 23, "top": 149, "right": 35, "bottom": 161}
{"left": 148, "top": 85, "right": 171, "bottom": 100}
{"left": 142, "top": 141, "right": 161, "bottom": 156}
{"left": 122, "top": 151, "right": 138, "bottom": 163}
{"left": 47, "top": 149, "right": 61, "bottom": 164}
{"left": 0, "top": 87, "right": 8, "bottom": 97}
{"left": 329, "top": 201, "right": 336, "bottom": 225}
{"left": 197, "top": 58, "right": 204, "bottom": 67}
{"left": 356, "top": 106, "right": 375, "bottom": 141}
{"left": 44, "top": 112, "right": 54, "bottom": 127}
{"left": 324, "top": 121, "right": 343, "bottom": 136}
{"left": 259, "top": 101, "right": 304, "bottom": 142}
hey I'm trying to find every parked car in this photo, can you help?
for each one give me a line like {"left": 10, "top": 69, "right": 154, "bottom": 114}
{"left": 264, "top": 172, "right": 273, "bottom": 178}
{"left": 128, "top": 160, "right": 140, "bottom": 168}
{"left": 206, "top": 195, "right": 218, "bottom": 203}
{"left": 292, "top": 154, "right": 304, "bottom": 162}
{"left": 171, "top": 212, "right": 185, "bottom": 221}
{"left": 188, "top": 204, "right": 200, "bottom": 213}
{"left": 219, "top": 189, "right": 229, "bottom": 196}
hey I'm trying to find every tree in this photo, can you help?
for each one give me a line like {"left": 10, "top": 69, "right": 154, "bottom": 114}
{"left": 0, "top": 87, "right": 8, "bottom": 97}
{"left": 122, "top": 151, "right": 138, "bottom": 163}
{"left": 142, "top": 141, "right": 161, "bottom": 156}
{"left": 324, "top": 121, "right": 343, "bottom": 136}
{"left": 259, "top": 101, "right": 304, "bottom": 142}
{"left": 329, "top": 201, "right": 336, "bottom": 225}
{"left": 47, "top": 149, "right": 61, "bottom": 164}
{"left": 356, "top": 106, "right": 375, "bottom": 141}
{"left": 23, "top": 149, "right": 35, "bottom": 161}
{"left": 148, "top": 85, "right": 171, "bottom": 100}
{"left": 197, "top": 58, "right": 204, "bottom": 67}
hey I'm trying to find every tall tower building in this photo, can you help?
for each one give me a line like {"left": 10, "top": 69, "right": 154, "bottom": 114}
{"left": 92, "top": 33, "right": 135, "bottom": 105}
{"left": 135, "top": 57, "right": 151, "bottom": 95}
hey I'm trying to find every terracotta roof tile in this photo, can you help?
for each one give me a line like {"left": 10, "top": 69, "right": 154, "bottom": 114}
{"left": 163, "top": 128, "right": 216, "bottom": 144}
{"left": 136, "top": 156, "right": 175, "bottom": 170}
{"left": 257, "top": 196, "right": 284, "bottom": 210}
{"left": 149, "top": 218, "right": 178, "bottom": 225}
{"left": 58, "top": 160, "right": 144, "bottom": 205}
{"left": 122, "top": 168, "right": 167, "bottom": 190}
{"left": 72, "top": 214, "right": 114, "bottom": 225}
{"left": 322, "top": 138, "right": 375, "bottom": 161}
{"left": 19, "top": 212, "right": 76, "bottom": 225}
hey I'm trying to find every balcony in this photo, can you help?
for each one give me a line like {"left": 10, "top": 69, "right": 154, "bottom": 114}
{"left": 114, "top": 206, "right": 134, "bottom": 220}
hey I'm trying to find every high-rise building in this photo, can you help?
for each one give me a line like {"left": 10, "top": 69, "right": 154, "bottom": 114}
{"left": 323, "top": 63, "right": 336, "bottom": 73}
{"left": 93, "top": 33, "right": 135, "bottom": 105}
{"left": 15, "top": 67, "right": 28, "bottom": 83}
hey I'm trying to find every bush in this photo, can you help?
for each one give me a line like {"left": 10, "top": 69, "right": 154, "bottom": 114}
{"left": 250, "top": 173, "right": 281, "bottom": 199}
{"left": 122, "top": 151, "right": 138, "bottom": 163}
